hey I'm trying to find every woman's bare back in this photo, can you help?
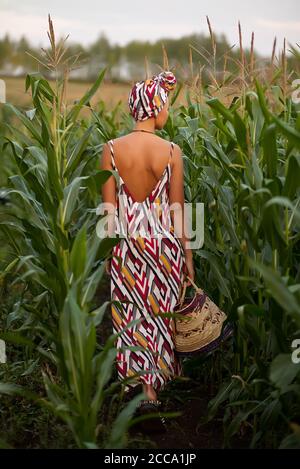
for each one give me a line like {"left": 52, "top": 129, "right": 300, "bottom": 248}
{"left": 101, "top": 132, "right": 185, "bottom": 233}
{"left": 109, "top": 133, "right": 175, "bottom": 203}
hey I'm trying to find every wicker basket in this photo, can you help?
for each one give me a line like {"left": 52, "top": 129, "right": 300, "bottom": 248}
{"left": 173, "top": 276, "right": 228, "bottom": 354}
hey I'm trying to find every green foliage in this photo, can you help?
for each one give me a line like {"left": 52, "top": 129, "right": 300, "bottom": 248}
{"left": 1, "top": 24, "right": 300, "bottom": 449}
{"left": 189, "top": 83, "right": 300, "bottom": 448}
{"left": 0, "top": 61, "right": 142, "bottom": 448}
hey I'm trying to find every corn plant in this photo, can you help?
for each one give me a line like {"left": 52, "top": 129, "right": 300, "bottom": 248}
{"left": 0, "top": 15, "right": 146, "bottom": 448}
{"left": 171, "top": 60, "right": 300, "bottom": 446}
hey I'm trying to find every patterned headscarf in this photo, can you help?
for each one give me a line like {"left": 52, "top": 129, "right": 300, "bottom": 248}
{"left": 128, "top": 70, "right": 177, "bottom": 121}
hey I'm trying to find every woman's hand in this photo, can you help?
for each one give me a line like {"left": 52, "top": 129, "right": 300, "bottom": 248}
{"left": 184, "top": 250, "right": 194, "bottom": 286}
{"left": 105, "top": 258, "right": 111, "bottom": 275}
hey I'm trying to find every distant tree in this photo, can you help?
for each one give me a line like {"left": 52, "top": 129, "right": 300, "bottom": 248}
{"left": 14, "top": 36, "right": 31, "bottom": 66}
{"left": 0, "top": 33, "right": 13, "bottom": 67}
{"left": 0, "top": 29, "right": 296, "bottom": 81}
{"left": 89, "top": 32, "right": 111, "bottom": 60}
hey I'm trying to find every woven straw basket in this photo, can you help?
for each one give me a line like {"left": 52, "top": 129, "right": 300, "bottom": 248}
{"left": 173, "top": 275, "right": 228, "bottom": 354}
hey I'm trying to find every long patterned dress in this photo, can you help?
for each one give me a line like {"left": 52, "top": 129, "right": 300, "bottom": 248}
{"left": 108, "top": 139, "right": 186, "bottom": 393}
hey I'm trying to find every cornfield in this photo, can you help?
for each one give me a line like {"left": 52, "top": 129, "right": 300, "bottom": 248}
{"left": 0, "top": 15, "right": 300, "bottom": 449}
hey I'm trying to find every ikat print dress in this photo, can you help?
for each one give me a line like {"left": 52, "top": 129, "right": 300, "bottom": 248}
{"left": 108, "top": 139, "right": 186, "bottom": 392}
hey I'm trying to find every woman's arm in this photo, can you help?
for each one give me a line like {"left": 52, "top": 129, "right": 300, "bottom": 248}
{"left": 169, "top": 144, "right": 194, "bottom": 281}
{"left": 100, "top": 142, "right": 116, "bottom": 207}
{"left": 100, "top": 142, "right": 117, "bottom": 238}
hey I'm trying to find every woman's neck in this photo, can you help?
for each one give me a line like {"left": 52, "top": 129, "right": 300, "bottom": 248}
{"left": 133, "top": 117, "right": 156, "bottom": 133}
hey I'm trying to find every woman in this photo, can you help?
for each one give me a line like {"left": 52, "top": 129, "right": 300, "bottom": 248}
{"left": 101, "top": 70, "right": 195, "bottom": 413}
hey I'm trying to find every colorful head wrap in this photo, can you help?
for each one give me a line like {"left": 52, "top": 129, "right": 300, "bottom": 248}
{"left": 128, "top": 70, "right": 177, "bottom": 121}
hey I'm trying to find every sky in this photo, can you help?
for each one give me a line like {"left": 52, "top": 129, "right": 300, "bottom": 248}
{"left": 0, "top": 0, "right": 299, "bottom": 57}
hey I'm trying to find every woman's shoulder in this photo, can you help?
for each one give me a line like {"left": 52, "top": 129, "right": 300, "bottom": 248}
{"left": 114, "top": 133, "right": 180, "bottom": 148}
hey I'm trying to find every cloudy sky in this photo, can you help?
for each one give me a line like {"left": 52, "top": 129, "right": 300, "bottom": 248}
{"left": 0, "top": 0, "right": 299, "bottom": 56}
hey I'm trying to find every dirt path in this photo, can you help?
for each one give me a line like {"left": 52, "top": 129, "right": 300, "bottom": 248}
{"left": 130, "top": 382, "right": 224, "bottom": 449}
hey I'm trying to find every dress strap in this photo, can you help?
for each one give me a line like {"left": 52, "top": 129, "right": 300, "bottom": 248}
{"left": 108, "top": 139, "right": 116, "bottom": 170}
{"left": 168, "top": 141, "right": 174, "bottom": 164}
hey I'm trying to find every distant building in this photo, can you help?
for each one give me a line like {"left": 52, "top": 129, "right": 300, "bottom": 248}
{"left": 0, "top": 63, "right": 30, "bottom": 76}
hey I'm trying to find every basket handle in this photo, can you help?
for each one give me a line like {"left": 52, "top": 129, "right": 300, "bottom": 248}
{"left": 178, "top": 275, "right": 202, "bottom": 307}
